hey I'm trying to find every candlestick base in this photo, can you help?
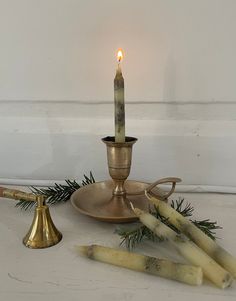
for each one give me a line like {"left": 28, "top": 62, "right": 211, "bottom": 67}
{"left": 71, "top": 180, "right": 152, "bottom": 223}
{"left": 71, "top": 136, "right": 178, "bottom": 223}
{"left": 71, "top": 136, "right": 163, "bottom": 223}
{"left": 70, "top": 178, "right": 180, "bottom": 223}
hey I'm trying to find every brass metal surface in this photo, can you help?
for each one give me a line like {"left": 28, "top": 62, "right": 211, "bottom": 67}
{"left": 0, "top": 188, "right": 62, "bottom": 248}
{"left": 71, "top": 180, "right": 159, "bottom": 223}
{"left": 92, "top": 136, "right": 139, "bottom": 222}
{"left": 71, "top": 136, "right": 178, "bottom": 223}
{"left": 146, "top": 177, "right": 182, "bottom": 199}
{"left": 23, "top": 195, "right": 62, "bottom": 249}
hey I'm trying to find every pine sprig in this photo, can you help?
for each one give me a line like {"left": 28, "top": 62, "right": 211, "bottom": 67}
{"left": 15, "top": 174, "right": 222, "bottom": 245}
{"left": 115, "top": 222, "right": 161, "bottom": 250}
{"left": 15, "top": 172, "right": 95, "bottom": 210}
{"left": 192, "top": 219, "right": 222, "bottom": 240}
{"left": 170, "top": 198, "right": 194, "bottom": 217}
{"left": 116, "top": 198, "right": 221, "bottom": 250}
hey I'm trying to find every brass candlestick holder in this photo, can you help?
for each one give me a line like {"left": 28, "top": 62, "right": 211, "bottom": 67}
{"left": 0, "top": 187, "right": 62, "bottom": 248}
{"left": 71, "top": 136, "right": 163, "bottom": 223}
{"left": 71, "top": 135, "right": 181, "bottom": 223}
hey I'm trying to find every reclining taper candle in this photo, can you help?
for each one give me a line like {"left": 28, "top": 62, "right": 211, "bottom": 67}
{"left": 131, "top": 205, "right": 233, "bottom": 289}
{"left": 77, "top": 244, "right": 203, "bottom": 286}
{"left": 145, "top": 190, "right": 236, "bottom": 278}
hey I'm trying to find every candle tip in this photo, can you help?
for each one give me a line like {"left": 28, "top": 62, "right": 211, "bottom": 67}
{"left": 130, "top": 202, "right": 135, "bottom": 211}
{"left": 75, "top": 245, "right": 88, "bottom": 256}
{"left": 130, "top": 202, "right": 143, "bottom": 217}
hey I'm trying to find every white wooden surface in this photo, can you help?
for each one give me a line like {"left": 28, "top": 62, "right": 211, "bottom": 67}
{"left": 0, "top": 189, "right": 236, "bottom": 301}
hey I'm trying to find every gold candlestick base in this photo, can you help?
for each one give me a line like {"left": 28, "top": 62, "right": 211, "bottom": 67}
{"left": 70, "top": 137, "right": 180, "bottom": 223}
{"left": 71, "top": 137, "right": 151, "bottom": 223}
{"left": 71, "top": 180, "right": 150, "bottom": 223}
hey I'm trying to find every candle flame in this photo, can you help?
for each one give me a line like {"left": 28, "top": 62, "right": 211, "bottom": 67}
{"left": 117, "top": 49, "right": 123, "bottom": 63}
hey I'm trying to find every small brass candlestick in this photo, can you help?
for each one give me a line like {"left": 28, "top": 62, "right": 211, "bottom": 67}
{"left": 71, "top": 137, "right": 181, "bottom": 222}
{"left": 71, "top": 136, "right": 156, "bottom": 222}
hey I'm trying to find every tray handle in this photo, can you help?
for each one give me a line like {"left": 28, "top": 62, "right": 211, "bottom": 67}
{"left": 145, "top": 177, "right": 182, "bottom": 200}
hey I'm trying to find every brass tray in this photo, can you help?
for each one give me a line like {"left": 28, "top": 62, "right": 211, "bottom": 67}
{"left": 70, "top": 180, "right": 152, "bottom": 223}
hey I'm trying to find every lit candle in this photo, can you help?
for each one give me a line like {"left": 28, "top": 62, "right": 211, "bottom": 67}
{"left": 114, "top": 49, "right": 125, "bottom": 143}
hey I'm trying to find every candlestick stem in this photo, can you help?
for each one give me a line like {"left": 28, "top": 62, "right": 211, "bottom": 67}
{"left": 113, "top": 180, "right": 126, "bottom": 196}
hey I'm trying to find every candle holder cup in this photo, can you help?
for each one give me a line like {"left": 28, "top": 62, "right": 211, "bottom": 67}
{"left": 103, "top": 136, "right": 137, "bottom": 193}
{"left": 99, "top": 136, "right": 149, "bottom": 222}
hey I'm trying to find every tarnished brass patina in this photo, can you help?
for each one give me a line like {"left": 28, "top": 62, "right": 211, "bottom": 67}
{"left": 70, "top": 136, "right": 180, "bottom": 223}
{"left": 103, "top": 136, "right": 137, "bottom": 197}
{"left": 102, "top": 136, "right": 140, "bottom": 221}
{"left": 71, "top": 180, "right": 150, "bottom": 223}
{"left": 71, "top": 178, "right": 180, "bottom": 223}
{"left": 0, "top": 187, "right": 62, "bottom": 248}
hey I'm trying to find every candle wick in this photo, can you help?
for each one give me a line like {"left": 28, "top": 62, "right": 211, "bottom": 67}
{"left": 117, "top": 62, "right": 121, "bottom": 74}
{"left": 130, "top": 202, "right": 135, "bottom": 211}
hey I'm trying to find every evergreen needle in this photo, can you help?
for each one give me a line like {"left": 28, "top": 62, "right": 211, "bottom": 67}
{"left": 15, "top": 174, "right": 221, "bottom": 246}
{"left": 15, "top": 172, "right": 95, "bottom": 210}
{"left": 116, "top": 198, "right": 221, "bottom": 249}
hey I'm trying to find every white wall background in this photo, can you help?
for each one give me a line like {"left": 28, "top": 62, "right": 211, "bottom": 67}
{"left": 0, "top": 0, "right": 236, "bottom": 189}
